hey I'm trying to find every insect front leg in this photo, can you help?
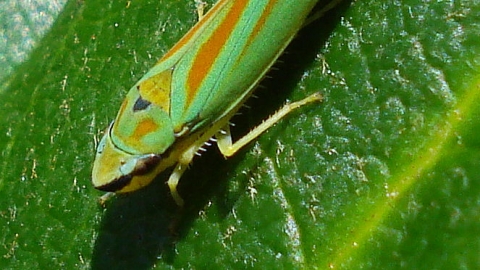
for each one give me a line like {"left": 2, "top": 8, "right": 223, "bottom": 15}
{"left": 98, "top": 192, "right": 115, "bottom": 206}
{"left": 168, "top": 164, "right": 188, "bottom": 206}
{"left": 167, "top": 141, "right": 201, "bottom": 206}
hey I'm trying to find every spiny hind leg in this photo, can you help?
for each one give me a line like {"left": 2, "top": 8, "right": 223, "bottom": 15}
{"left": 216, "top": 93, "right": 323, "bottom": 157}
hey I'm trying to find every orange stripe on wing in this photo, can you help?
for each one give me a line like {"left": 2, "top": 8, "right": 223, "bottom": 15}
{"left": 249, "top": 0, "right": 278, "bottom": 46}
{"left": 185, "top": 0, "right": 249, "bottom": 108}
{"left": 157, "top": 0, "right": 227, "bottom": 63}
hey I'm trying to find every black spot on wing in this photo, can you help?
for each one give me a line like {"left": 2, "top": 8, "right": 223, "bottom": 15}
{"left": 133, "top": 96, "right": 152, "bottom": 112}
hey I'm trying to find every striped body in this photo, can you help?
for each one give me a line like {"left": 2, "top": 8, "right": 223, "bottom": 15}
{"left": 92, "top": 0, "right": 320, "bottom": 195}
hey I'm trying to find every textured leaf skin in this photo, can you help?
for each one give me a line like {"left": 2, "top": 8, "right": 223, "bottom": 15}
{"left": 1, "top": 0, "right": 479, "bottom": 269}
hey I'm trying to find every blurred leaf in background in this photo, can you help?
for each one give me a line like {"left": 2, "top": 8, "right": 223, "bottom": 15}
{"left": 1, "top": 0, "right": 480, "bottom": 269}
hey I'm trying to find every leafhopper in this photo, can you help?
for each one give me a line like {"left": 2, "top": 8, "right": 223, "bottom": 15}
{"left": 92, "top": 0, "right": 325, "bottom": 205}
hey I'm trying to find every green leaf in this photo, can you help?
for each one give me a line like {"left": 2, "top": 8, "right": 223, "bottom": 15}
{"left": 1, "top": 0, "right": 480, "bottom": 269}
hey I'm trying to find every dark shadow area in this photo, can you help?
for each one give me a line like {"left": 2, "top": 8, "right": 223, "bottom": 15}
{"left": 91, "top": 1, "right": 351, "bottom": 269}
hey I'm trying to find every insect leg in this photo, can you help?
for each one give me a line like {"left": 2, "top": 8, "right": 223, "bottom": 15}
{"left": 216, "top": 92, "right": 323, "bottom": 157}
{"left": 194, "top": 0, "right": 207, "bottom": 20}
{"left": 167, "top": 141, "right": 201, "bottom": 206}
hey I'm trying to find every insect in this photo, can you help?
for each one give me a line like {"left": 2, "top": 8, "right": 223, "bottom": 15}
{"left": 92, "top": 0, "right": 326, "bottom": 206}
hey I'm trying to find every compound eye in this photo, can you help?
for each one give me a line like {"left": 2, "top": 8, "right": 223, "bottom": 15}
{"left": 132, "top": 154, "right": 162, "bottom": 175}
